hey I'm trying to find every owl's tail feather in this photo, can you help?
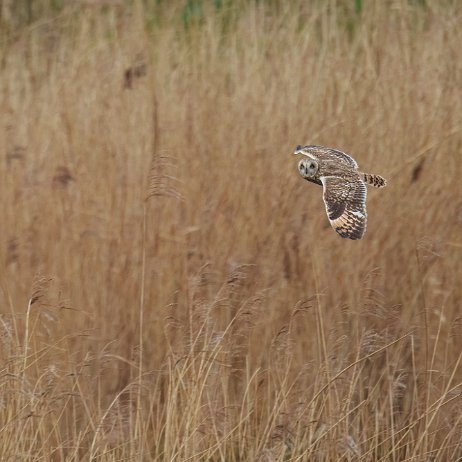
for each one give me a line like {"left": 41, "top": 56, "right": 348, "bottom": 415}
{"left": 361, "top": 172, "right": 387, "bottom": 188}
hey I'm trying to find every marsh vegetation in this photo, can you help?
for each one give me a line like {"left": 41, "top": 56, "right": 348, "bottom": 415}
{"left": 1, "top": 1, "right": 462, "bottom": 460}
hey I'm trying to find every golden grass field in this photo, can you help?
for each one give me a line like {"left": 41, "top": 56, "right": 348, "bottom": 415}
{"left": 1, "top": 1, "right": 462, "bottom": 460}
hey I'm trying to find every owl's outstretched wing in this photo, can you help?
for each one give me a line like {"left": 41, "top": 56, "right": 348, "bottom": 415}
{"left": 295, "top": 145, "right": 358, "bottom": 169}
{"left": 320, "top": 175, "right": 367, "bottom": 240}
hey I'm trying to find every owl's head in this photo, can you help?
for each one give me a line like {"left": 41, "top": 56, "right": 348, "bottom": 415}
{"left": 298, "top": 158, "right": 318, "bottom": 179}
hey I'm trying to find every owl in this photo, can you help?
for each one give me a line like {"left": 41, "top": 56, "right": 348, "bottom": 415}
{"left": 294, "top": 145, "right": 387, "bottom": 240}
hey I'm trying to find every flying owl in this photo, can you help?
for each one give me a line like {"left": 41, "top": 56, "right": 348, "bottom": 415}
{"left": 294, "top": 145, "right": 387, "bottom": 240}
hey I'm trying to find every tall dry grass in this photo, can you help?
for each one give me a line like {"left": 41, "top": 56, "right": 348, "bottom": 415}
{"left": 1, "top": 0, "right": 462, "bottom": 460}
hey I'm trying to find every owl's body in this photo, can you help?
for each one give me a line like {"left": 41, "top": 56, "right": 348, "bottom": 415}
{"left": 294, "top": 145, "right": 387, "bottom": 240}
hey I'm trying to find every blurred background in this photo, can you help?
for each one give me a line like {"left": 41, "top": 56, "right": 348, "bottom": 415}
{"left": 1, "top": 0, "right": 462, "bottom": 460}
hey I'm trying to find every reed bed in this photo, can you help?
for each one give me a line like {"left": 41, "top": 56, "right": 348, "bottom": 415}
{"left": 1, "top": 1, "right": 462, "bottom": 460}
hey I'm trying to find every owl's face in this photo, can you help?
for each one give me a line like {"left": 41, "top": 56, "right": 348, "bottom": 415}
{"left": 298, "top": 158, "right": 319, "bottom": 179}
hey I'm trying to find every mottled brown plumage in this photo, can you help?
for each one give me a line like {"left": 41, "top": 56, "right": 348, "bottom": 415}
{"left": 294, "top": 145, "right": 387, "bottom": 240}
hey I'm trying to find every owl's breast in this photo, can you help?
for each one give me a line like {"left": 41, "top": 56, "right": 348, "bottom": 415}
{"left": 306, "top": 176, "right": 323, "bottom": 186}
